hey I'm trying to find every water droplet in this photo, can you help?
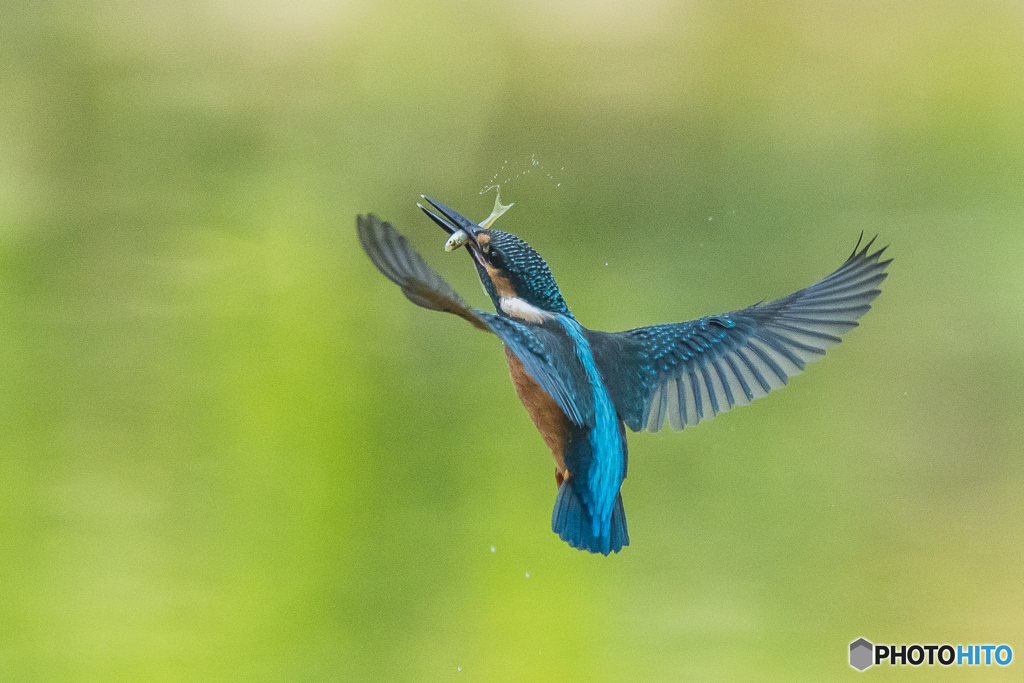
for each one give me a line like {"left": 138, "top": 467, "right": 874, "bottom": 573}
{"left": 525, "top": 572, "right": 530, "bottom": 578}
{"left": 490, "top": 545, "right": 496, "bottom": 552}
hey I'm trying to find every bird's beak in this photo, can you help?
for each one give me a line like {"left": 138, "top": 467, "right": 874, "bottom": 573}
{"left": 418, "top": 193, "right": 513, "bottom": 252}
{"left": 418, "top": 196, "right": 482, "bottom": 248}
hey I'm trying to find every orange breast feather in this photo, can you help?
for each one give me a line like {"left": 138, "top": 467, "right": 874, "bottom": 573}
{"left": 504, "top": 345, "right": 571, "bottom": 480}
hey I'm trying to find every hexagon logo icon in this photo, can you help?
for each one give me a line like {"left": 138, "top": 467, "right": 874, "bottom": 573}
{"left": 850, "top": 638, "right": 873, "bottom": 671}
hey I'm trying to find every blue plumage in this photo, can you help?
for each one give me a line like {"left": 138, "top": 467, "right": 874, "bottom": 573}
{"left": 357, "top": 201, "right": 891, "bottom": 555}
{"left": 556, "top": 316, "right": 624, "bottom": 541}
{"left": 474, "top": 229, "right": 573, "bottom": 317}
{"left": 552, "top": 471, "right": 629, "bottom": 556}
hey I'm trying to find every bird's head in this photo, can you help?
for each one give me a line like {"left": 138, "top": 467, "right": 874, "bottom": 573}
{"left": 418, "top": 196, "right": 571, "bottom": 321}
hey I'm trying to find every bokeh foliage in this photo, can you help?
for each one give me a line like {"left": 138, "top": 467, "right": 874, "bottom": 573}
{"left": 2, "top": 1, "right": 1023, "bottom": 681}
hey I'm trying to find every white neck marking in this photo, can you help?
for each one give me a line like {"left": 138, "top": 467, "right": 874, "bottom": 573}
{"left": 500, "top": 296, "right": 554, "bottom": 323}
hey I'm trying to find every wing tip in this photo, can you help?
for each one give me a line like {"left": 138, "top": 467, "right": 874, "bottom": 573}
{"left": 848, "top": 233, "right": 892, "bottom": 266}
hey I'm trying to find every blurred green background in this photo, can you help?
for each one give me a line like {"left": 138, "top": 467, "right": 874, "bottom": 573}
{"left": 2, "top": 0, "right": 1023, "bottom": 680}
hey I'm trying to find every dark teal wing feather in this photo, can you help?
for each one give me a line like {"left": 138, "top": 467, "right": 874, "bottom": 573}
{"left": 357, "top": 213, "right": 489, "bottom": 330}
{"left": 593, "top": 236, "right": 892, "bottom": 432}
{"left": 484, "top": 315, "right": 595, "bottom": 427}
{"left": 357, "top": 214, "right": 594, "bottom": 427}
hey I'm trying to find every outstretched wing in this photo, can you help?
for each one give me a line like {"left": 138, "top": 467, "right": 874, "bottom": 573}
{"left": 358, "top": 213, "right": 490, "bottom": 331}
{"left": 595, "top": 236, "right": 892, "bottom": 433}
{"left": 357, "top": 214, "right": 594, "bottom": 426}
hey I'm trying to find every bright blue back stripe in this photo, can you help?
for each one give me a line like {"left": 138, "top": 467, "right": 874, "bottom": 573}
{"left": 557, "top": 316, "right": 623, "bottom": 538}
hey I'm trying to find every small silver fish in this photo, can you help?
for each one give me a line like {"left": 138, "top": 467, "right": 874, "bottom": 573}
{"left": 445, "top": 229, "right": 472, "bottom": 252}
{"left": 443, "top": 186, "right": 514, "bottom": 252}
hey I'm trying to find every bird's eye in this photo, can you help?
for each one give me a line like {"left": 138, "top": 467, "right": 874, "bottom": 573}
{"left": 489, "top": 249, "right": 504, "bottom": 268}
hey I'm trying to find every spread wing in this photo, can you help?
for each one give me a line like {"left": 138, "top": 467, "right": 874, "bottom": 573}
{"left": 357, "top": 213, "right": 489, "bottom": 330}
{"left": 594, "top": 236, "right": 892, "bottom": 432}
{"left": 357, "top": 214, "right": 594, "bottom": 426}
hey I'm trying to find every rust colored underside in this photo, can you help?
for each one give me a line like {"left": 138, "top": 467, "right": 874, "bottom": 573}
{"left": 504, "top": 345, "right": 571, "bottom": 484}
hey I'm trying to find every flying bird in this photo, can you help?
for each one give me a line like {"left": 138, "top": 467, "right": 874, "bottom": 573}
{"left": 357, "top": 197, "right": 890, "bottom": 555}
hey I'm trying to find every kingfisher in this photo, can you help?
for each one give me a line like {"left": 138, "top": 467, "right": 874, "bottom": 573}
{"left": 357, "top": 196, "right": 891, "bottom": 555}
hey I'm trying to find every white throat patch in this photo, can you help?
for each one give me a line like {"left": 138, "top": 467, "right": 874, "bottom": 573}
{"left": 500, "top": 296, "right": 554, "bottom": 323}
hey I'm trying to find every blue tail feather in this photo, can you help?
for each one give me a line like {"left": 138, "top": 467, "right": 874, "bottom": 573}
{"left": 552, "top": 478, "right": 629, "bottom": 555}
